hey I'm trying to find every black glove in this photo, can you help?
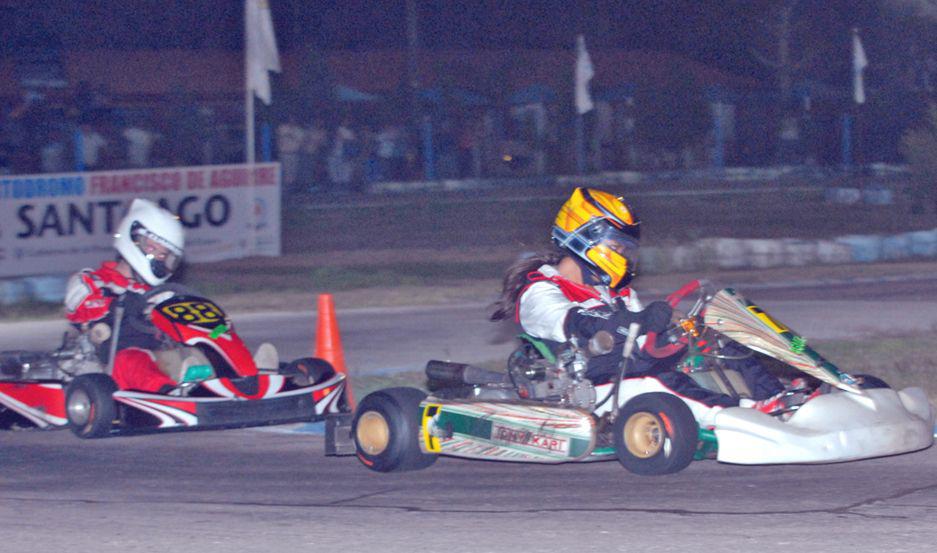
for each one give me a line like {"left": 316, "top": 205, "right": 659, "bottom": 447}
{"left": 640, "top": 301, "right": 673, "bottom": 334}
{"left": 120, "top": 290, "right": 150, "bottom": 318}
{"left": 564, "top": 306, "right": 642, "bottom": 342}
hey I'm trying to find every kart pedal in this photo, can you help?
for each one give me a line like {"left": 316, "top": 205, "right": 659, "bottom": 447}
{"left": 325, "top": 412, "right": 356, "bottom": 456}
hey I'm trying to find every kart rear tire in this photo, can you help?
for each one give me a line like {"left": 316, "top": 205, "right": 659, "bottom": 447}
{"left": 65, "top": 374, "right": 118, "bottom": 439}
{"left": 614, "top": 392, "right": 698, "bottom": 476}
{"left": 280, "top": 357, "right": 335, "bottom": 387}
{"left": 352, "top": 387, "right": 437, "bottom": 473}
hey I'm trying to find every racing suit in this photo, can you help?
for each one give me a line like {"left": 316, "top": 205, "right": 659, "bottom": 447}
{"left": 64, "top": 261, "right": 175, "bottom": 393}
{"left": 516, "top": 264, "right": 783, "bottom": 409}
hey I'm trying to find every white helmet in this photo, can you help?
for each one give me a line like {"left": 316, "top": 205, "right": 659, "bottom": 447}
{"left": 114, "top": 198, "right": 185, "bottom": 285}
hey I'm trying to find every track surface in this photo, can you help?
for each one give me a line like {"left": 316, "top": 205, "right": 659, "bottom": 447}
{"left": 2, "top": 429, "right": 936, "bottom": 553}
{"left": 5, "top": 277, "right": 937, "bottom": 375}
{"left": 2, "top": 277, "right": 937, "bottom": 552}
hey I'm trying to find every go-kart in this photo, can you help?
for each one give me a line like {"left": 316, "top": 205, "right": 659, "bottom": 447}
{"left": 0, "top": 284, "right": 348, "bottom": 438}
{"left": 331, "top": 280, "right": 935, "bottom": 475}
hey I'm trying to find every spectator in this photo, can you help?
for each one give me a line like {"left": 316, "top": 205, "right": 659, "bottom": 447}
{"left": 166, "top": 85, "right": 200, "bottom": 166}
{"left": 276, "top": 115, "right": 305, "bottom": 193}
{"left": 0, "top": 143, "right": 11, "bottom": 175}
{"left": 123, "top": 117, "right": 159, "bottom": 168}
{"left": 299, "top": 118, "right": 329, "bottom": 191}
{"left": 40, "top": 126, "right": 67, "bottom": 173}
{"left": 435, "top": 118, "right": 459, "bottom": 179}
{"left": 78, "top": 123, "right": 107, "bottom": 171}
{"left": 376, "top": 122, "right": 405, "bottom": 181}
{"left": 359, "top": 125, "right": 379, "bottom": 185}
{"left": 327, "top": 118, "right": 358, "bottom": 192}
{"left": 458, "top": 118, "right": 482, "bottom": 178}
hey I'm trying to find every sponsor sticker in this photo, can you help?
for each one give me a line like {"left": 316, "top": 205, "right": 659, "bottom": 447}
{"left": 491, "top": 423, "right": 569, "bottom": 454}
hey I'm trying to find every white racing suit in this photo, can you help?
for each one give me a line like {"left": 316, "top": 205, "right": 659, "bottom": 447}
{"left": 516, "top": 264, "right": 783, "bottom": 409}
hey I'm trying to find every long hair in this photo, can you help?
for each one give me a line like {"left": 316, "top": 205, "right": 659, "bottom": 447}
{"left": 490, "top": 247, "right": 567, "bottom": 321}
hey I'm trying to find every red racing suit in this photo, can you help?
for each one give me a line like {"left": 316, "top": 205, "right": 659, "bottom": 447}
{"left": 516, "top": 264, "right": 782, "bottom": 409}
{"left": 64, "top": 261, "right": 175, "bottom": 393}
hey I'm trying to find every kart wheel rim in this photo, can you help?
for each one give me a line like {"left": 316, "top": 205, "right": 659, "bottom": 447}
{"left": 356, "top": 411, "right": 390, "bottom": 456}
{"left": 623, "top": 412, "right": 664, "bottom": 459}
{"left": 67, "top": 389, "right": 92, "bottom": 426}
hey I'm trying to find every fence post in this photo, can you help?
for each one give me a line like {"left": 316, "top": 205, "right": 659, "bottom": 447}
{"left": 261, "top": 122, "right": 272, "bottom": 162}
{"left": 74, "top": 129, "right": 85, "bottom": 172}
{"left": 841, "top": 113, "right": 853, "bottom": 167}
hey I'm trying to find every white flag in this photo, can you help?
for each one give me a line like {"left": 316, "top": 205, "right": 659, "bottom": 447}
{"left": 246, "top": 0, "right": 281, "bottom": 105}
{"left": 575, "top": 35, "right": 595, "bottom": 115}
{"left": 852, "top": 29, "right": 868, "bottom": 104}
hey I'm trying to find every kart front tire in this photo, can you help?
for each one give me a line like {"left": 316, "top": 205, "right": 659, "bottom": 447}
{"left": 65, "top": 374, "right": 118, "bottom": 439}
{"left": 352, "top": 387, "right": 437, "bottom": 473}
{"left": 855, "top": 373, "right": 889, "bottom": 389}
{"left": 614, "top": 392, "right": 698, "bottom": 476}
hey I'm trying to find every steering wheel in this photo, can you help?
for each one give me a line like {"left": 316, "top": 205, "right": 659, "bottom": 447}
{"left": 643, "top": 279, "right": 709, "bottom": 359}
{"left": 123, "top": 282, "right": 204, "bottom": 336}
{"left": 142, "top": 282, "right": 202, "bottom": 302}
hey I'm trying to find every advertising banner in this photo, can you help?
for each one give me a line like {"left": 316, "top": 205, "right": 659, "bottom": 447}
{"left": 0, "top": 163, "right": 281, "bottom": 278}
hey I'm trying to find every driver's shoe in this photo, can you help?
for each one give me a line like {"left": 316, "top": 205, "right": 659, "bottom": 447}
{"left": 253, "top": 342, "right": 279, "bottom": 370}
{"left": 743, "top": 390, "right": 795, "bottom": 416}
{"left": 749, "top": 392, "right": 787, "bottom": 415}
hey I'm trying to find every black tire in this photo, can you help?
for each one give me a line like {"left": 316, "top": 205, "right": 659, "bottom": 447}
{"left": 613, "top": 392, "right": 698, "bottom": 476}
{"left": 855, "top": 373, "right": 890, "bottom": 389}
{"left": 820, "top": 373, "right": 890, "bottom": 394}
{"left": 352, "top": 387, "right": 437, "bottom": 473}
{"left": 65, "top": 374, "right": 118, "bottom": 439}
{"left": 280, "top": 357, "right": 336, "bottom": 387}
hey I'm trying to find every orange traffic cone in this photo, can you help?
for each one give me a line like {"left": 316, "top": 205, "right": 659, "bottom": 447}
{"left": 315, "top": 293, "right": 355, "bottom": 409}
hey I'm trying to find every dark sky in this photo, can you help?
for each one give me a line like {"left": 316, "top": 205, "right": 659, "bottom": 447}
{"left": 0, "top": 0, "right": 913, "bottom": 83}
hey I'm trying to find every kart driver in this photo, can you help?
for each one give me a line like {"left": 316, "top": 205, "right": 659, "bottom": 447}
{"left": 491, "top": 187, "right": 787, "bottom": 414}
{"left": 64, "top": 198, "right": 185, "bottom": 394}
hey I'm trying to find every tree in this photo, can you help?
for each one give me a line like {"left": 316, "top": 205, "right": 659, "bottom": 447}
{"left": 295, "top": 43, "right": 335, "bottom": 120}
{"left": 749, "top": 0, "right": 812, "bottom": 162}
{"left": 902, "top": 103, "right": 937, "bottom": 212}
{"left": 633, "top": 62, "right": 709, "bottom": 166}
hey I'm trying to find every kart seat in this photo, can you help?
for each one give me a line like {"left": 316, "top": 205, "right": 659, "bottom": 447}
{"left": 689, "top": 367, "right": 753, "bottom": 400}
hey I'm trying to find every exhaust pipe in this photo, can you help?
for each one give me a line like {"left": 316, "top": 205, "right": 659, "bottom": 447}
{"left": 425, "top": 360, "right": 511, "bottom": 386}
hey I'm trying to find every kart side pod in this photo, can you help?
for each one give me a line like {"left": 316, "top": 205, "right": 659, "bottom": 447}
{"left": 419, "top": 400, "right": 597, "bottom": 463}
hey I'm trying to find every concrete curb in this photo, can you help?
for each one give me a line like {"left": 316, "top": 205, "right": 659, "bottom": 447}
{"left": 637, "top": 228, "right": 937, "bottom": 276}
{"left": 7, "top": 228, "right": 937, "bottom": 307}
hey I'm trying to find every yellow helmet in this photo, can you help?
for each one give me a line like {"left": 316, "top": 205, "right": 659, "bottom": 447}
{"left": 551, "top": 187, "right": 641, "bottom": 289}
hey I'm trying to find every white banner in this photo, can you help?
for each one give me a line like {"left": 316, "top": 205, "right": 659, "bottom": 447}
{"left": 0, "top": 163, "right": 281, "bottom": 278}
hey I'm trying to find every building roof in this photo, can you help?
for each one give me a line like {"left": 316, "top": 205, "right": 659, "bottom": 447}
{"left": 0, "top": 47, "right": 763, "bottom": 102}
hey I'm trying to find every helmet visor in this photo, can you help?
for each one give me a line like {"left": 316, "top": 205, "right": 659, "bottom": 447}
{"left": 578, "top": 219, "right": 640, "bottom": 288}
{"left": 131, "top": 224, "right": 182, "bottom": 279}
{"left": 586, "top": 221, "right": 640, "bottom": 260}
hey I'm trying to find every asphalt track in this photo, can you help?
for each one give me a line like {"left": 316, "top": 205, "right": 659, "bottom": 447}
{"left": 2, "top": 276, "right": 937, "bottom": 552}
{"left": 2, "top": 425, "right": 936, "bottom": 553}
{"left": 6, "top": 275, "right": 937, "bottom": 377}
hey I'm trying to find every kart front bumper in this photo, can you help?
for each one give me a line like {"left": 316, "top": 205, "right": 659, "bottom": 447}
{"left": 713, "top": 387, "right": 935, "bottom": 465}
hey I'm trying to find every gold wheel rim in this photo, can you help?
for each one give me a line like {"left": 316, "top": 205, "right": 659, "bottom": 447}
{"left": 624, "top": 412, "right": 664, "bottom": 458}
{"left": 356, "top": 411, "right": 390, "bottom": 455}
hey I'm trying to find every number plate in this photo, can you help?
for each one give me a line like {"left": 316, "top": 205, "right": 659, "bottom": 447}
{"left": 159, "top": 299, "right": 226, "bottom": 327}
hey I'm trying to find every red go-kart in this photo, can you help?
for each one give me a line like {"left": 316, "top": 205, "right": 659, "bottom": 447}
{"left": 0, "top": 284, "right": 349, "bottom": 438}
